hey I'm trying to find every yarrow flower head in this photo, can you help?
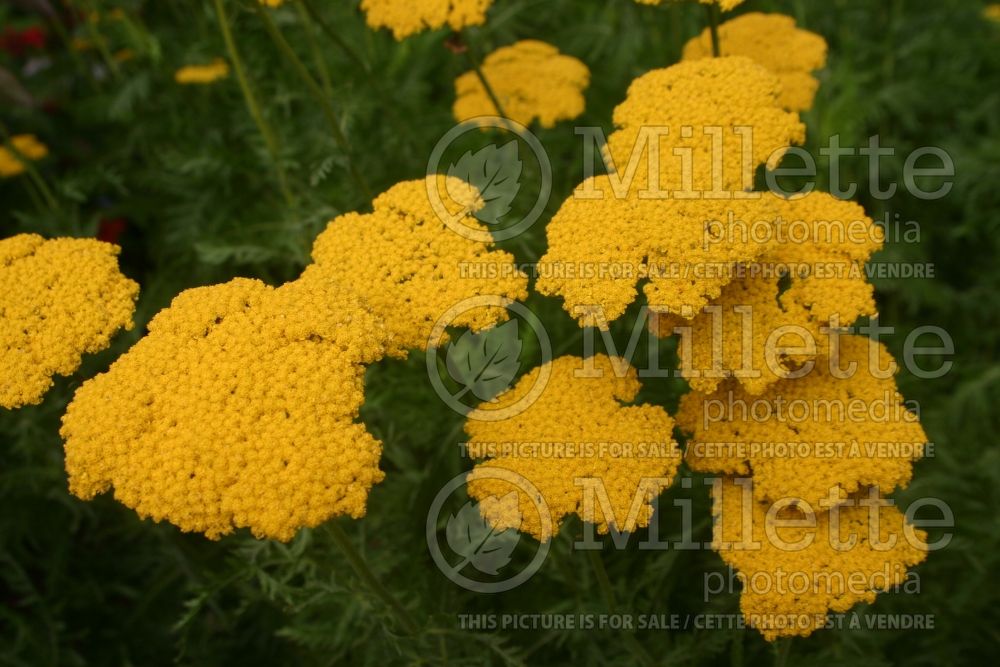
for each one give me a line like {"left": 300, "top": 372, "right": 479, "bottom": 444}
{"left": 711, "top": 476, "right": 927, "bottom": 641}
{"left": 361, "top": 0, "right": 492, "bottom": 40}
{"left": 985, "top": 4, "right": 1000, "bottom": 22}
{"left": 635, "top": 0, "right": 746, "bottom": 11}
{"left": 1, "top": 234, "right": 138, "bottom": 409}
{"left": 453, "top": 40, "right": 590, "bottom": 128}
{"left": 465, "top": 355, "right": 680, "bottom": 541}
{"left": 62, "top": 278, "right": 389, "bottom": 541}
{"left": 678, "top": 334, "right": 927, "bottom": 508}
{"left": 0, "top": 134, "right": 47, "bottom": 178}
{"left": 605, "top": 56, "right": 804, "bottom": 194}
{"left": 651, "top": 191, "right": 884, "bottom": 396}
{"left": 537, "top": 175, "right": 781, "bottom": 327}
{"left": 683, "top": 13, "right": 829, "bottom": 111}
{"left": 174, "top": 58, "right": 229, "bottom": 85}
{"left": 303, "top": 177, "right": 529, "bottom": 354}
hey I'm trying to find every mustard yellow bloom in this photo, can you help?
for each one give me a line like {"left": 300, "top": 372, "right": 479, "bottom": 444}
{"left": 1, "top": 234, "right": 138, "bottom": 409}
{"left": 63, "top": 278, "right": 388, "bottom": 541}
{"left": 260, "top": 0, "right": 285, "bottom": 6}
{"left": 0, "top": 135, "right": 48, "bottom": 178}
{"left": 361, "top": 0, "right": 492, "bottom": 40}
{"left": 652, "top": 191, "right": 884, "bottom": 395}
{"left": 465, "top": 355, "right": 680, "bottom": 541}
{"left": 683, "top": 13, "right": 828, "bottom": 111}
{"left": 636, "top": 0, "right": 745, "bottom": 11}
{"left": 303, "top": 177, "right": 529, "bottom": 354}
{"left": 453, "top": 40, "right": 590, "bottom": 128}
{"left": 678, "top": 334, "right": 927, "bottom": 508}
{"left": 536, "top": 175, "right": 780, "bottom": 327}
{"left": 605, "top": 57, "right": 804, "bottom": 195}
{"left": 174, "top": 59, "right": 230, "bottom": 85}
{"left": 712, "top": 476, "right": 927, "bottom": 640}
{"left": 985, "top": 4, "right": 1000, "bottom": 21}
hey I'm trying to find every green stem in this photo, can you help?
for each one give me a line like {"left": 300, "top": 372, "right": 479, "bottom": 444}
{"left": 705, "top": 3, "right": 722, "bottom": 57}
{"left": 212, "top": 0, "right": 295, "bottom": 206}
{"left": 298, "top": 0, "right": 370, "bottom": 74}
{"left": 80, "top": 0, "right": 122, "bottom": 79}
{"left": 256, "top": 5, "right": 372, "bottom": 201}
{"left": 293, "top": 0, "right": 335, "bottom": 100}
{"left": 586, "top": 548, "right": 657, "bottom": 667}
{"left": 462, "top": 30, "right": 511, "bottom": 124}
{"left": 326, "top": 521, "right": 421, "bottom": 637}
{"left": 773, "top": 637, "right": 793, "bottom": 667}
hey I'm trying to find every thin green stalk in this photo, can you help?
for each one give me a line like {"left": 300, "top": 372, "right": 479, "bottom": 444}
{"left": 705, "top": 3, "right": 722, "bottom": 57}
{"left": 293, "top": 0, "right": 335, "bottom": 100}
{"left": 298, "top": 0, "right": 370, "bottom": 74}
{"left": 80, "top": 1, "right": 122, "bottom": 79}
{"left": 295, "top": 0, "right": 421, "bottom": 160}
{"left": 0, "top": 123, "right": 59, "bottom": 212}
{"left": 463, "top": 30, "right": 511, "bottom": 124}
{"left": 256, "top": 5, "right": 372, "bottom": 201}
{"left": 773, "top": 637, "right": 793, "bottom": 667}
{"left": 212, "top": 0, "right": 295, "bottom": 206}
{"left": 586, "top": 548, "right": 657, "bottom": 667}
{"left": 19, "top": 177, "right": 47, "bottom": 214}
{"left": 326, "top": 521, "right": 421, "bottom": 637}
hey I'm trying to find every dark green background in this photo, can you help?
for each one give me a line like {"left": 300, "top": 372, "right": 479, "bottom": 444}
{"left": 1, "top": 0, "right": 997, "bottom": 664}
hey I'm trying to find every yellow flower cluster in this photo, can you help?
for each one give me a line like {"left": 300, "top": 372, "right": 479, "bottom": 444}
{"left": 466, "top": 355, "right": 680, "bottom": 540}
{"left": 679, "top": 334, "right": 927, "bottom": 509}
{"left": 651, "top": 191, "right": 884, "bottom": 395}
{"left": 361, "top": 0, "right": 492, "bottom": 39}
{"left": 712, "top": 476, "right": 927, "bottom": 640}
{"left": 985, "top": 4, "right": 1000, "bottom": 22}
{"left": 1, "top": 235, "right": 138, "bottom": 409}
{"left": 605, "top": 56, "right": 804, "bottom": 194}
{"left": 635, "top": 0, "right": 745, "bottom": 11}
{"left": 259, "top": 0, "right": 285, "bottom": 6}
{"left": 174, "top": 59, "right": 229, "bottom": 85}
{"left": 537, "top": 175, "right": 781, "bottom": 327}
{"left": 304, "top": 177, "right": 529, "bottom": 353}
{"left": 683, "top": 13, "right": 829, "bottom": 111}
{"left": 453, "top": 40, "right": 590, "bottom": 128}
{"left": 0, "top": 135, "right": 48, "bottom": 178}
{"left": 63, "top": 278, "right": 389, "bottom": 541}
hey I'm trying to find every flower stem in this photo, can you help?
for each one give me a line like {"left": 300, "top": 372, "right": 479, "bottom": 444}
{"left": 705, "top": 3, "right": 722, "bottom": 57}
{"left": 297, "top": 0, "right": 370, "bottom": 74}
{"left": 326, "top": 521, "right": 421, "bottom": 637}
{"left": 292, "top": 0, "right": 335, "bottom": 100}
{"left": 80, "top": 0, "right": 122, "bottom": 79}
{"left": 585, "top": 548, "right": 657, "bottom": 667}
{"left": 211, "top": 0, "right": 295, "bottom": 206}
{"left": 462, "top": 30, "right": 510, "bottom": 124}
{"left": 256, "top": 5, "right": 372, "bottom": 202}
{"left": 773, "top": 637, "right": 793, "bottom": 667}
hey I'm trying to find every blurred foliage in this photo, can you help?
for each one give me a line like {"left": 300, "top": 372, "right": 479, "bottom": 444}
{"left": 1, "top": 0, "right": 998, "bottom": 664}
